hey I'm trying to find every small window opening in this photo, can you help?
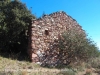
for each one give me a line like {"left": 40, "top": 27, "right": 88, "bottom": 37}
{"left": 45, "top": 30, "right": 49, "bottom": 35}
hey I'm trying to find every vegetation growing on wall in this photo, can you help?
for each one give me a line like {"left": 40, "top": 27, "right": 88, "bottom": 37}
{"left": 58, "top": 28, "right": 99, "bottom": 65}
{"left": 41, "top": 28, "right": 100, "bottom": 67}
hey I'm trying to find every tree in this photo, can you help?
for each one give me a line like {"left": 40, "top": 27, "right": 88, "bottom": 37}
{"left": 0, "top": 0, "right": 36, "bottom": 53}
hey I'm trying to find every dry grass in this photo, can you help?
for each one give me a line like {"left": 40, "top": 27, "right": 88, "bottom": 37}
{"left": 0, "top": 54, "right": 100, "bottom": 75}
{"left": 0, "top": 55, "right": 77, "bottom": 75}
{"left": 0, "top": 56, "right": 40, "bottom": 70}
{"left": 0, "top": 55, "right": 61, "bottom": 75}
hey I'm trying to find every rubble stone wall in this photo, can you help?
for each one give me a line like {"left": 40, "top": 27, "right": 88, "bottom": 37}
{"left": 28, "top": 11, "right": 85, "bottom": 64}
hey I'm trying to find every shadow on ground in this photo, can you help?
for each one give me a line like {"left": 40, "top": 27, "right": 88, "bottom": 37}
{"left": 0, "top": 51, "right": 30, "bottom": 62}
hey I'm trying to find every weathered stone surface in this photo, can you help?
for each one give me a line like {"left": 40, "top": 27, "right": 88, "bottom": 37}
{"left": 28, "top": 11, "right": 85, "bottom": 66}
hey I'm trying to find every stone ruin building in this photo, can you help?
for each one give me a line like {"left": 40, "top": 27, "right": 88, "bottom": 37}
{"left": 28, "top": 11, "right": 85, "bottom": 66}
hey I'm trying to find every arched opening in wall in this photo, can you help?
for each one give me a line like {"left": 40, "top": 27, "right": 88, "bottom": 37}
{"left": 45, "top": 30, "right": 49, "bottom": 35}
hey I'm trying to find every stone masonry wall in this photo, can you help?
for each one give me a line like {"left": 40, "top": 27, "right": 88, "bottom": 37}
{"left": 28, "top": 11, "right": 85, "bottom": 66}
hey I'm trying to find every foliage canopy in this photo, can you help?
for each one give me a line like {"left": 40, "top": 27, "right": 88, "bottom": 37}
{"left": 0, "top": 0, "right": 35, "bottom": 53}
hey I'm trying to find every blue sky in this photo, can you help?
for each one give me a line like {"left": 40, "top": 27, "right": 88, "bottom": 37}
{"left": 21, "top": 0, "right": 100, "bottom": 49}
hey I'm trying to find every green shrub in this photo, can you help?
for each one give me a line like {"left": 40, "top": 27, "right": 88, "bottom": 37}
{"left": 58, "top": 28, "right": 99, "bottom": 65}
{"left": 41, "top": 27, "right": 99, "bottom": 67}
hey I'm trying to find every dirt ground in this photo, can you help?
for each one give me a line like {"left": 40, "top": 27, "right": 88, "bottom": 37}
{"left": 77, "top": 68, "right": 100, "bottom": 75}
